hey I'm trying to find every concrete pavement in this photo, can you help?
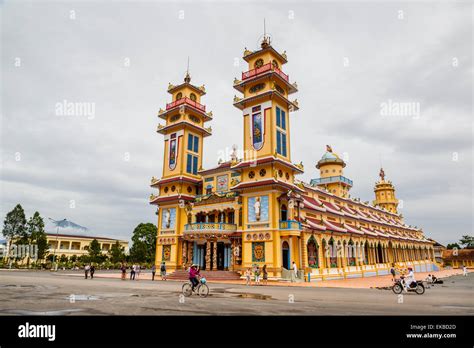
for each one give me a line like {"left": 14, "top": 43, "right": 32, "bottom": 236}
{"left": 0, "top": 270, "right": 473, "bottom": 315}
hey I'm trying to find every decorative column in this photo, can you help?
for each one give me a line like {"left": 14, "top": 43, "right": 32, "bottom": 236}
{"left": 205, "top": 241, "right": 211, "bottom": 270}
{"left": 212, "top": 240, "right": 217, "bottom": 270}
{"left": 188, "top": 242, "right": 194, "bottom": 266}
{"left": 300, "top": 234, "right": 308, "bottom": 270}
{"left": 230, "top": 239, "right": 235, "bottom": 270}
{"left": 182, "top": 241, "right": 188, "bottom": 268}
{"left": 318, "top": 239, "right": 325, "bottom": 271}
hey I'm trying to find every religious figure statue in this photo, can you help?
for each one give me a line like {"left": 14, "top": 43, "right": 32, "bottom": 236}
{"left": 379, "top": 167, "right": 385, "bottom": 181}
{"left": 230, "top": 144, "right": 238, "bottom": 162}
{"left": 254, "top": 197, "right": 261, "bottom": 221}
{"left": 164, "top": 208, "right": 171, "bottom": 228}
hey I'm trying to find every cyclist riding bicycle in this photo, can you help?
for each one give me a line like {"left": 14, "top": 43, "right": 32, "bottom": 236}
{"left": 189, "top": 264, "right": 201, "bottom": 291}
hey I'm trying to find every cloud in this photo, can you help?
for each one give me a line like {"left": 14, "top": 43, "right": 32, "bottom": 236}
{"left": 1, "top": 1, "right": 471, "bottom": 246}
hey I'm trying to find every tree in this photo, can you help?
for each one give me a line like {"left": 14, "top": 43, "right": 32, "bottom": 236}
{"left": 60, "top": 254, "right": 68, "bottom": 263}
{"left": 109, "top": 240, "right": 125, "bottom": 263}
{"left": 2, "top": 204, "right": 27, "bottom": 261}
{"left": 130, "top": 223, "right": 156, "bottom": 263}
{"left": 70, "top": 255, "right": 77, "bottom": 263}
{"left": 459, "top": 235, "right": 474, "bottom": 249}
{"left": 26, "top": 211, "right": 48, "bottom": 264}
{"left": 447, "top": 243, "right": 460, "bottom": 250}
{"left": 88, "top": 239, "right": 102, "bottom": 263}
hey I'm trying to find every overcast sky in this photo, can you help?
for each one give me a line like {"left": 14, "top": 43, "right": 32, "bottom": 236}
{"left": 1, "top": 1, "right": 472, "bottom": 245}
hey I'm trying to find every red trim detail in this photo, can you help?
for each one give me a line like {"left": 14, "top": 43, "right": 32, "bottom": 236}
{"left": 166, "top": 97, "right": 206, "bottom": 112}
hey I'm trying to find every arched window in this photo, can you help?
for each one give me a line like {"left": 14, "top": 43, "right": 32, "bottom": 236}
{"left": 329, "top": 238, "right": 337, "bottom": 268}
{"left": 272, "top": 59, "right": 279, "bottom": 69}
{"left": 176, "top": 92, "right": 182, "bottom": 100}
{"left": 377, "top": 242, "right": 384, "bottom": 263}
{"left": 280, "top": 204, "right": 287, "bottom": 221}
{"left": 364, "top": 242, "right": 369, "bottom": 265}
{"left": 307, "top": 236, "right": 319, "bottom": 268}
{"left": 190, "top": 93, "right": 197, "bottom": 101}
{"left": 347, "top": 239, "right": 356, "bottom": 266}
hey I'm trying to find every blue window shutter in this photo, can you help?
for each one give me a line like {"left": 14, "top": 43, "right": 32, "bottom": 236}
{"left": 186, "top": 154, "right": 192, "bottom": 173}
{"left": 276, "top": 107, "right": 281, "bottom": 127}
{"left": 193, "top": 136, "right": 199, "bottom": 153}
{"left": 187, "top": 134, "right": 193, "bottom": 151}
{"left": 276, "top": 131, "right": 281, "bottom": 155}
{"left": 282, "top": 110, "right": 286, "bottom": 130}
{"left": 282, "top": 133, "right": 287, "bottom": 157}
{"left": 192, "top": 156, "right": 198, "bottom": 174}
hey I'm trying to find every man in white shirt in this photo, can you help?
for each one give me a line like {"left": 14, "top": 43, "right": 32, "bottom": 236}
{"left": 404, "top": 267, "right": 415, "bottom": 291}
{"left": 292, "top": 261, "right": 298, "bottom": 279}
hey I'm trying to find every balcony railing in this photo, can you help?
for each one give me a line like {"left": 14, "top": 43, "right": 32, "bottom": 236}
{"left": 241, "top": 62, "right": 289, "bottom": 82}
{"left": 279, "top": 220, "right": 302, "bottom": 230}
{"left": 166, "top": 97, "right": 206, "bottom": 112}
{"left": 310, "top": 176, "right": 353, "bottom": 187}
{"left": 184, "top": 222, "right": 237, "bottom": 232}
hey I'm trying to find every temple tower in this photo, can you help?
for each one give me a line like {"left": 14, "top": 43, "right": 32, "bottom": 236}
{"left": 373, "top": 168, "right": 399, "bottom": 213}
{"left": 231, "top": 33, "right": 304, "bottom": 276}
{"left": 311, "top": 145, "right": 353, "bottom": 198}
{"left": 150, "top": 71, "right": 213, "bottom": 270}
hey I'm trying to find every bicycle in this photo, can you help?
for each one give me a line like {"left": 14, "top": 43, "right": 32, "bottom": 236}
{"left": 182, "top": 276, "right": 209, "bottom": 298}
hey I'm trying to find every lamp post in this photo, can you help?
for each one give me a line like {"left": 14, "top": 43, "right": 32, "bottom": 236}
{"left": 48, "top": 218, "right": 66, "bottom": 271}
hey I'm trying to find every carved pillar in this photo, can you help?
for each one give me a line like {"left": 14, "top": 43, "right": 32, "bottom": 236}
{"left": 182, "top": 241, "right": 187, "bottom": 268}
{"left": 187, "top": 241, "right": 193, "bottom": 266}
{"left": 230, "top": 239, "right": 235, "bottom": 270}
{"left": 205, "top": 241, "right": 211, "bottom": 270}
{"left": 300, "top": 234, "right": 307, "bottom": 270}
{"left": 212, "top": 240, "right": 217, "bottom": 270}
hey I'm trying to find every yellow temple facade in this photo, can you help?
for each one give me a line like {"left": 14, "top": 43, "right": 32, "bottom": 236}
{"left": 150, "top": 34, "right": 436, "bottom": 280}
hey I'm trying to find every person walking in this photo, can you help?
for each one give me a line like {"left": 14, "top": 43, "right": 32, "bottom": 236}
{"left": 120, "top": 263, "right": 126, "bottom": 280}
{"left": 84, "top": 264, "right": 90, "bottom": 279}
{"left": 262, "top": 264, "right": 268, "bottom": 285}
{"left": 160, "top": 262, "right": 167, "bottom": 280}
{"left": 390, "top": 264, "right": 396, "bottom": 282}
{"left": 90, "top": 265, "right": 95, "bottom": 279}
{"left": 292, "top": 261, "right": 298, "bottom": 280}
{"left": 130, "top": 264, "right": 136, "bottom": 280}
{"left": 245, "top": 268, "right": 252, "bottom": 286}
{"left": 462, "top": 265, "right": 468, "bottom": 276}
{"left": 151, "top": 264, "right": 156, "bottom": 281}
{"left": 136, "top": 265, "right": 141, "bottom": 280}
{"left": 254, "top": 266, "right": 261, "bottom": 285}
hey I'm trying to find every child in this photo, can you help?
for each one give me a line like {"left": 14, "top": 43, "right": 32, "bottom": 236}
{"left": 245, "top": 268, "right": 252, "bottom": 286}
{"left": 254, "top": 266, "right": 261, "bottom": 285}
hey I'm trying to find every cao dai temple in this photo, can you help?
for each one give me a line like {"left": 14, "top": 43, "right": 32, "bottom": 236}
{"left": 150, "top": 34, "right": 437, "bottom": 280}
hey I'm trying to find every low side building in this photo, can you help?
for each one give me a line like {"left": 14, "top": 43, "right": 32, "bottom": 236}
{"left": 46, "top": 233, "right": 129, "bottom": 259}
{"left": 442, "top": 249, "right": 474, "bottom": 268}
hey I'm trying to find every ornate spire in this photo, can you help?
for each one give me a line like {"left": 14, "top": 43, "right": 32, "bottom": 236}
{"left": 184, "top": 56, "right": 191, "bottom": 83}
{"left": 261, "top": 18, "right": 271, "bottom": 48}
{"left": 326, "top": 144, "right": 333, "bottom": 153}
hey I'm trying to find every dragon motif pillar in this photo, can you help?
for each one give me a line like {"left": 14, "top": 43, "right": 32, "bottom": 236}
{"left": 212, "top": 240, "right": 217, "bottom": 270}
{"left": 205, "top": 241, "right": 211, "bottom": 270}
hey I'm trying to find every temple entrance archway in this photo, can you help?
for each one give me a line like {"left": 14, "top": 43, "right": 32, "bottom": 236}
{"left": 282, "top": 241, "right": 290, "bottom": 270}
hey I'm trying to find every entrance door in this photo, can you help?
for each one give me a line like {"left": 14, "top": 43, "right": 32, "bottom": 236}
{"left": 282, "top": 241, "right": 290, "bottom": 270}
{"left": 217, "top": 242, "right": 225, "bottom": 270}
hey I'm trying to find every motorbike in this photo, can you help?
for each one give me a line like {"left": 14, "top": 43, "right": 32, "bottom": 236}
{"left": 392, "top": 276, "right": 425, "bottom": 295}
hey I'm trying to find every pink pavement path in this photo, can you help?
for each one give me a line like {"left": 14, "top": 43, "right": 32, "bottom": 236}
{"left": 62, "top": 268, "right": 467, "bottom": 289}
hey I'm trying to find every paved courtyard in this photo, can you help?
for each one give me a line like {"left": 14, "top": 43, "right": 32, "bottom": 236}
{"left": 0, "top": 270, "right": 473, "bottom": 315}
